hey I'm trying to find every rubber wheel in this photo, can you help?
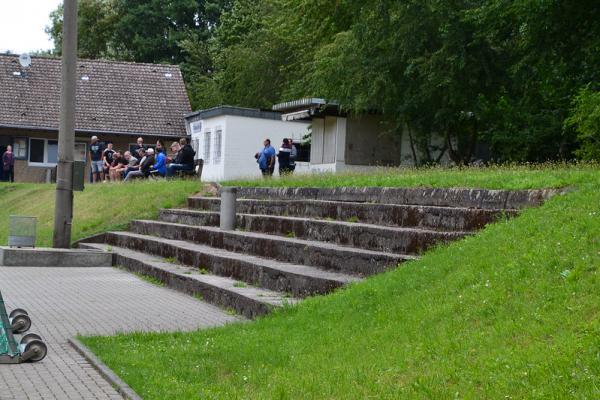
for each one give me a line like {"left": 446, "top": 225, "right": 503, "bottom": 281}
{"left": 9, "top": 308, "right": 28, "bottom": 319}
{"left": 20, "top": 333, "right": 42, "bottom": 346}
{"left": 11, "top": 314, "right": 31, "bottom": 334}
{"left": 24, "top": 339, "right": 47, "bottom": 362}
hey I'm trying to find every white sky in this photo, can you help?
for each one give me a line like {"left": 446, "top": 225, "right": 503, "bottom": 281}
{"left": 0, "top": 0, "right": 63, "bottom": 54}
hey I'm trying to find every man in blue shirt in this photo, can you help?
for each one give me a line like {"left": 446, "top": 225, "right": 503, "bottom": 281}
{"left": 256, "top": 139, "right": 276, "bottom": 177}
{"left": 151, "top": 148, "right": 167, "bottom": 177}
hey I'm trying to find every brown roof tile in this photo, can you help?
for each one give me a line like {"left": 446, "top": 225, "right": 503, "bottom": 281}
{"left": 0, "top": 54, "right": 191, "bottom": 137}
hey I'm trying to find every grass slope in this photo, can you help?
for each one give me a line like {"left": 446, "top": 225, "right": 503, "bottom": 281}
{"left": 0, "top": 180, "right": 202, "bottom": 247}
{"left": 225, "top": 163, "right": 597, "bottom": 190}
{"left": 82, "top": 170, "right": 600, "bottom": 399}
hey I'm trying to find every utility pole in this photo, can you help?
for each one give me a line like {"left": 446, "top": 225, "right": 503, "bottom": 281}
{"left": 53, "top": 0, "right": 78, "bottom": 248}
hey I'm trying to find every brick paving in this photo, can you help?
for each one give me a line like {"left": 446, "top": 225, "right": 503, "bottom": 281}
{"left": 0, "top": 267, "right": 239, "bottom": 400}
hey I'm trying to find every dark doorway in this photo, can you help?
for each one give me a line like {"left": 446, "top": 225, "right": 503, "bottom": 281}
{"left": 0, "top": 136, "right": 10, "bottom": 181}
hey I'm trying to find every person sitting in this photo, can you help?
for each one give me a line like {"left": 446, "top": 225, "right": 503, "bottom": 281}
{"left": 150, "top": 147, "right": 167, "bottom": 177}
{"left": 124, "top": 148, "right": 155, "bottom": 181}
{"left": 166, "top": 138, "right": 196, "bottom": 177}
{"left": 108, "top": 151, "right": 126, "bottom": 181}
{"left": 119, "top": 151, "right": 138, "bottom": 180}
{"left": 124, "top": 148, "right": 144, "bottom": 179}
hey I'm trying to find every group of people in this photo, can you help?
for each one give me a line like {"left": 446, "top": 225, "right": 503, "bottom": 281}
{"left": 89, "top": 136, "right": 196, "bottom": 183}
{"left": 256, "top": 138, "right": 298, "bottom": 177}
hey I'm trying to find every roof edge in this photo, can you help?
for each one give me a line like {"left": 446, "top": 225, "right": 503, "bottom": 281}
{"left": 185, "top": 105, "right": 283, "bottom": 121}
{"left": 0, "top": 123, "right": 188, "bottom": 138}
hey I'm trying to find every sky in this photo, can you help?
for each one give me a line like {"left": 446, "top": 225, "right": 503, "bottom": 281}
{"left": 0, "top": 0, "right": 63, "bottom": 54}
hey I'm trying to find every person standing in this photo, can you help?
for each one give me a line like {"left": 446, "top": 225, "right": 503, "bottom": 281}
{"left": 132, "top": 137, "right": 145, "bottom": 155}
{"left": 277, "top": 139, "right": 292, "bottom": 176}
{"left": 2, "top": 145, "right": 15, "bottom": 182}
{"left": 289, "top": 139, "right": 298, "bottom": 174}
{"left": 255, "top": 139, "right": 276, "bottom": 177}
{"left": 89, "top": 136, "right": 105, "bottom": 183}
{"left": 102, "top": 142, "right": 115, "bottom": 181}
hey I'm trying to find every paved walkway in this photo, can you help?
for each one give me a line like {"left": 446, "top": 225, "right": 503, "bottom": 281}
{"left": 0, "top": 267, "right": 239, "bottom": 400}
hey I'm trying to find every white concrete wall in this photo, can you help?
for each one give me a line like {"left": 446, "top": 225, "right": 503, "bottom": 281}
{"left": 191, "top": 115, "right": 227, "bottom": 181}
{"left": 191, "top": 114, "right": 309, "bottom": 181}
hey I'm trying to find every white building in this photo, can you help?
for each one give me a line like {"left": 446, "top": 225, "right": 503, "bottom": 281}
{"left": 273, "top": 98, "right": 449, "bottom": 172}
{"left": 185, "top": 106, "right": 310, "bottom": 181}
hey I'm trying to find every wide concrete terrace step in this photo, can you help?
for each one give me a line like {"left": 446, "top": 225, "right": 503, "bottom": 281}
{"left": 128, "top": 220, "right": 413, "bottom": 275}
{"left": 79, "top": 243, "right": 294, "bottom": 319}
{"left": 187, "top": 197, "right": 516, "bottom": 231}
{"left": 82, "top": 231, "right": 360, "bottom": 297}
{"left": 232, "top": 186, "right": 560, "bottom": 209}
{"left": 159, "top": 209, "right": 469, "bottom": 254}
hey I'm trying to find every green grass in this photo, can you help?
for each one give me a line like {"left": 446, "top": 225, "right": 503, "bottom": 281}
{"left": 0, "top": 180, "right": 202, "bottom": 247}
{"left": 224, "top": 162, "right": 598, "bottom": 190}
{"left": 79, "top": 166, "right": 600, "bottom": 399}
{"left": 134, "top": 273, "right": 165, "bottom": 287}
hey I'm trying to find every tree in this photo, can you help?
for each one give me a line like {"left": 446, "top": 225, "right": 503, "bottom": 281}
{"left": 566, "top": 85, "right": 600, "bottom": 160}
{"left": 46, "top": 0, "right": 117, "bottom": 59}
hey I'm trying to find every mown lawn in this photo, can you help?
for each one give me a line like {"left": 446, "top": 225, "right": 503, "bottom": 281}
{"left": 81, "top": 166, "right": 600, "bottom": 399}
{"left": 225, "top": 162, "right": 597, "bottom": 190}
{"left": 0, "top": 180, "right": 202, "bottom": 247}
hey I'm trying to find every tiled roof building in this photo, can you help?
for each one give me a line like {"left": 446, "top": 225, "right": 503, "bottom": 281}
{"left": 0, "top": 54, "right": 190, "bottom": 137}
{"left": 0, "top": 54, "right": 192, "bottom": 182}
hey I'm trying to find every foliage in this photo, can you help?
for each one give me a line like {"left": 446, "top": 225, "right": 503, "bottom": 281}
{"left": 566, "top": 86, "right": 600, "bottom": 160}
{"left": 46, "top": 0, "right": 231, "bottom": 66}
{"left": 82, "top": 168, "right": 600, "bottom": 399}
{"left": 45, "top": 0, "right": 600, "bottom": 161}
{"left": 0, "top": 180, "right": 201, "bottom": 247}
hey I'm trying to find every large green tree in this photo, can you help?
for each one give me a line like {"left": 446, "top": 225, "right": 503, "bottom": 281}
{"left": 46, "top": 0, "right": 600, "bottom": 161}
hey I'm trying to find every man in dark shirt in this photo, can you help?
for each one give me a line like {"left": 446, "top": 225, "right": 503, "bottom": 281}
{"left": 166, "top": 137, "right": 196, "bottom": 177}
{"left": 89, "top": 136, "right": 105, "bottom": 183}
{"left": 102, "top": 142, "right": 115, "bottom": 181}
{"left": 277, "top": 138, "right": 292, "bottom": 176}
{"left": 132, "top": 137, "right": 145, "bottom": 156}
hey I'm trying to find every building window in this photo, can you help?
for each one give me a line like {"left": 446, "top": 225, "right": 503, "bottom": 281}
{"left": 12, "top": 137, "right": 27, "bottom": 159}
{"left": 29, "top": 138, "right": 57, "bottom": 166}
{"left": 191, "top": 121, "right": 202, "bottom": 135}
{"left": 214, "top": 128, "right": 222, "bottom": 164}
{"left": 74, "top": 143, "right": 87, "bottom": 162}
{"left": 203, "top": 130, "right": 211, "bottom": 163}
{"left": 192, "top": 138, "right": 200, "bottom": 159}
{"left": 28, "top": 138, "right": 86, "bottom": 167}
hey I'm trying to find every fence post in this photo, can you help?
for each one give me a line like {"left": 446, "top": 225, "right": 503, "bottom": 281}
{"left": 220, "top": 187, "right": 237, "bottom": 230}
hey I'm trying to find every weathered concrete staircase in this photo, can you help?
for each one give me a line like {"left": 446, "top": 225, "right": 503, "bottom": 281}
{"left": 78, "top": 187, "right": 559, "bottom": 319}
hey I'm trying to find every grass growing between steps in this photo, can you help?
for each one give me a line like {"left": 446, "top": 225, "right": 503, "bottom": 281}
{"left": 225, "top": 162, "right": 598, "bottom": 190}
{"left": 0, "top": 180, "right": 201, "bottom": 247}
{"left": 81, "top": 179, "right": 600, "bottom": 399}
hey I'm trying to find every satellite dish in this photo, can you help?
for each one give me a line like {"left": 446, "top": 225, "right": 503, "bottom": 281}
{"left": 19, "top": 53, "right": 31, "bottom": 68}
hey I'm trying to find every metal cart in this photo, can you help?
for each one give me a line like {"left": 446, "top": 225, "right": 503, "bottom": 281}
{"left": 0, "top": 290, "right": 47, "bottom": 363}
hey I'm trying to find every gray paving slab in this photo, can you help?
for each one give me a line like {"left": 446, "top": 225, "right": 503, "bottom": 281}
{"left": 0, "top": 267, "right": 240, "bottom": 400}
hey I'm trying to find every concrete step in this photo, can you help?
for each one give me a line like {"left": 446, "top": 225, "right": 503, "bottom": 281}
{"left": 81, "top": 231, "right": 360, "bottom": 297}
{"left": 230, "top": 187, "right": 560, "bottom": 209}
{"left": 159, "top": 209, "right": 469, "bottom": 254}
{"left": 0, "top": 246, "right": 112, "bottom": 267}
{"left": 79, "top": 243, "right": 294, "bottom": 319}
{"left": 129, "top": 220, "right": 413, "bottom": 275}
{"left": 187, "top": 197, "right": 514, "bottom": 231}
